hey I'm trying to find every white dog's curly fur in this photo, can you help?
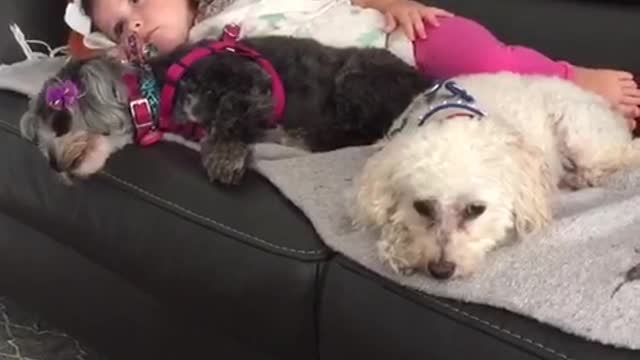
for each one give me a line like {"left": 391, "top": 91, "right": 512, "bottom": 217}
{"left": 352, "top": 72, "right": 640, "bottom": 280}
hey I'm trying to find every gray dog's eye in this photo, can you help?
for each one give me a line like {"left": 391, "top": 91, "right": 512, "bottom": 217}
{"left": 464, "top": 203, "right": 486, "bottom": 220}
{"left": 50, "top": 111, "right": 71, "bottom": 137}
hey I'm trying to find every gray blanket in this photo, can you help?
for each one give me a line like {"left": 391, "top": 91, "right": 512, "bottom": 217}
{"left": 2, "top": 57, "right": 640, "bottom": 351}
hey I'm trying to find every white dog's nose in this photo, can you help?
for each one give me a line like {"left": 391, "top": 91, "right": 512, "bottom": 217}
{"left": 428, "top": 260, "right": 456, "bottom": 280}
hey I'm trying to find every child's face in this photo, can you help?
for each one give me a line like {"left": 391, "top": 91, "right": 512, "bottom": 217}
{"left": 92, "top": 0, "right": 195, "bottom": 55}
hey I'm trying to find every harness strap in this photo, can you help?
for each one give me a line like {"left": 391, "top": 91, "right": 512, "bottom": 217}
{"left": 158, "top": 24, "right": 286, "bottom": 139}
{"left": 126, "top": 24, "right": 286, "bottom": 147}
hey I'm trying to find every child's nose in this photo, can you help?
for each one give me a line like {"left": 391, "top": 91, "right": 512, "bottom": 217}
{"left": 128, "top": 19, "right": 143, "bottom": 33}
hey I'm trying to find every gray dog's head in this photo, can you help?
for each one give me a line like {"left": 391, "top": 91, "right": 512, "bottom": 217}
{"left": 20, "top": 57, "right": 134, "bottom": 182}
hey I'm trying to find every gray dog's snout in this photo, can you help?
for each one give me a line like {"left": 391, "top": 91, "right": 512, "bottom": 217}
{"left": 47, "top": 149, "right": 61, "bottom": 172}
{"left": 428, "top": 260, "right": 456, "bottom": 280}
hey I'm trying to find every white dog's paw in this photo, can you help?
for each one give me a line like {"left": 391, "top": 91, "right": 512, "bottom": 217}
{"left": 386, "top": 257, "right": 418, "bottom": 276}
{"left": 377, "top": 238, "right": 420, "bottom": 276}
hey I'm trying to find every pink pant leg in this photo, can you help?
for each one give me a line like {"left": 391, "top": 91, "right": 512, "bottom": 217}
{"left": 414, "top": 16, "right": 575, "bottom": 81}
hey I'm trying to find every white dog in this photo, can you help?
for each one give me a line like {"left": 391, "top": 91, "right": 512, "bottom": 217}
{"left": 352, "top": 72, "right": 640, "bottom": 280}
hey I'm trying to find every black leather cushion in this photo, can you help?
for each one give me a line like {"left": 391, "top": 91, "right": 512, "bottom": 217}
{"left": 0, "top": 212, "right": 273, "bottom": 360}
{"left": 0, "top": 90, "right": 329, "bottom": 359}
{"left": 320, "top": 256, "right": 639, "bottom": 360}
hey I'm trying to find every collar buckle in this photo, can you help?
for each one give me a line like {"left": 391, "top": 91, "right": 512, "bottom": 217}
{"left": 129, "top": 98, "right": 153, "bottom": 129}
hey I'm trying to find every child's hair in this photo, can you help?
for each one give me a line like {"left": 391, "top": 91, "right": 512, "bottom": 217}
{"left": 80, "top": 0, "right": 94, "bottom": 18}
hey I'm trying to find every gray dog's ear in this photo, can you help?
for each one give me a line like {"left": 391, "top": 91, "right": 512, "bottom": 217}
{"left": 19, "top": 97, "right": 43, "bottom": 142}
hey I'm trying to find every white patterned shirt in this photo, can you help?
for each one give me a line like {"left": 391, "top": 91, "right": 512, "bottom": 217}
{"left": 188, "top": 0, "right": 415, "bottom": 66}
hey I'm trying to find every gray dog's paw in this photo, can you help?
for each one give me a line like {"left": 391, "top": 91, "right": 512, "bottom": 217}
{"left": 201, "top": 139, "right": 250, "bottom": 185}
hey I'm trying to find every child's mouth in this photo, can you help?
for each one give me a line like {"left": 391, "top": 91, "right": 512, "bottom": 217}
{"left": 120, "top": 29, "right": 159, "bottom": 64}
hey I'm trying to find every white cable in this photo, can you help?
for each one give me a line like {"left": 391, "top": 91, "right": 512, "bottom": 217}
{"left": 9, "top": 23, "right": 35, "bottom": 59}
{"left": 8, "top": 23, "right": 69, "bottom": 61}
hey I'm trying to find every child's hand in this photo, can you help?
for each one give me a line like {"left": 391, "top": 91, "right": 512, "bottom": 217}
{"left": 383, "top": 0, "right": 454, "bottom": 41}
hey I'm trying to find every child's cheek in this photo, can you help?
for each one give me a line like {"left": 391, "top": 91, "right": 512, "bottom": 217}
{"left": 152, "top": 30, "right": 189, "bottom": 55}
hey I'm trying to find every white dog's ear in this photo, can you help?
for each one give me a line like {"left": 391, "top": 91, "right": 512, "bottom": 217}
{"left": 351, "top": 150, "right": 399, "bottom": 229}
{"left": 507, "top": 136, "right": 554, "bottom": 237}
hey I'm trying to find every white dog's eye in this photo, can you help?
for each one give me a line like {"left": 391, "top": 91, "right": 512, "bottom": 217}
{"left": 413, "top": 199, "right": 436, "bottom": 219}
{"left": 464, "top": 203, "right": 486, "bottom": 220}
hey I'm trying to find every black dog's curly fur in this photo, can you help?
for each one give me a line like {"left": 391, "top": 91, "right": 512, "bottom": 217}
{"left": 148, "top": 37, "right": 432, "bottom": 184}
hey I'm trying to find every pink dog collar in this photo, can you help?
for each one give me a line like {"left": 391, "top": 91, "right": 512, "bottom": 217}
{"left": 123, "top": 72, "right": 164, "bottom": 146}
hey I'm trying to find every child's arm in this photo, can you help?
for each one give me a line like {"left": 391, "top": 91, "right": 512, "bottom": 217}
{"left": 352, "top": 0, "right": 453, "bottom": 41}
{"left": 352, "top": 0, "right": 394, "bottom": 9}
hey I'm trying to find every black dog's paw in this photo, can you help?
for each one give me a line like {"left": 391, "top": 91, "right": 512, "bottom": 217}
{"left": 201, "top": 139, "right": 250, "bottom": 185}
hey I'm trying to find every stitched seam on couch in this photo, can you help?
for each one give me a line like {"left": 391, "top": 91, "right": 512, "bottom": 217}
{"left": 424, "top": 298, "right": 573, "bottom": 360}
{"left": 0, "top": 118, "right": 327, "bottom": 258}
{"left": 0, "top": 119, "right": 21, "bottom": 136}
{"left": 103, "top": 172, "right": 326, "bottom": 257}
{"left": 337, "top": 260, "right": 574, "bottom": 360}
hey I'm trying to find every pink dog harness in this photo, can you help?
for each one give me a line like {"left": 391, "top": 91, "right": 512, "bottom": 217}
{"left": 126, "top": 24, "right": 286, "bottom": 146}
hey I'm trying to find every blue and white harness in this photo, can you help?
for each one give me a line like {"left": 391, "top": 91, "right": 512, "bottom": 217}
{"left": 388, "top": 79, "right": 487, "bottom": 137}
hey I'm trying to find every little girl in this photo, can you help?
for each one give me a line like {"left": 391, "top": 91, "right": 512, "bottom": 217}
{"left": 73, "top": 0, "right": 640, "bottom": 124}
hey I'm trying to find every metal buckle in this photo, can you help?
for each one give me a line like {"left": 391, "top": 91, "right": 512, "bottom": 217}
{"left": 129, "top": 98, "right": 153, "bottom": 128}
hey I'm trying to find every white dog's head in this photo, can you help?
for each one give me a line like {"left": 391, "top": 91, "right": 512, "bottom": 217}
{"left": 352, "top": 116, "right": 553, "bottom": 280}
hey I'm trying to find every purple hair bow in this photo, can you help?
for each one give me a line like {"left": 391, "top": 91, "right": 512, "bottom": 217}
{"left": 45, "top": 80, "right": 81, "bottom": 111}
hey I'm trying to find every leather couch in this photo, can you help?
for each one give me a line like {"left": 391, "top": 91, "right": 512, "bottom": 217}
{"left": 1, "top": 0, "right": 638, "bottom": 359}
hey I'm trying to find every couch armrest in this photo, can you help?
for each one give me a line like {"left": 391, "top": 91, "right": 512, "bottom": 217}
{"left": 0, "top": 0, "right": 68, "bottom": 64}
